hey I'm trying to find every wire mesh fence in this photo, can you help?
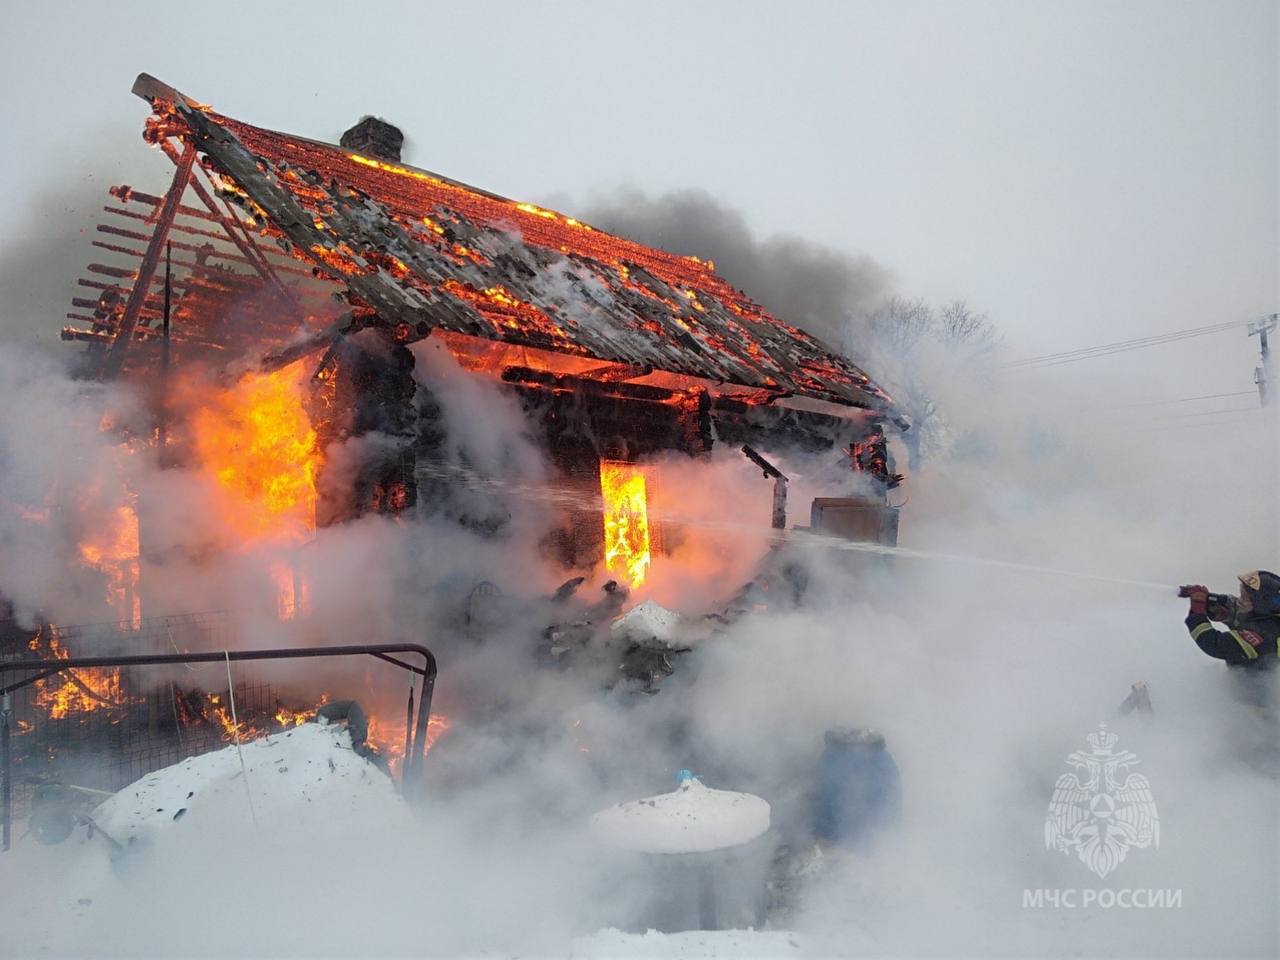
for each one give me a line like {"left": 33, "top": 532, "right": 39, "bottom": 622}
{"left": 0, "top": 613, "right": 295, "bottom": 821}
{"left": 1, "top": 624, "right": 437, "bottom": 849}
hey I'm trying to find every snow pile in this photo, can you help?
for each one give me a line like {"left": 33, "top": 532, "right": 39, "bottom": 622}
{"left": 0, "top": 722, "right": 419, "bottom": 958}
{"left": 589, "top": 777, "right": 770, "bottom": 854}
{"left": 93, "top": 722, "right": 411, "bottom": 847}
{"left": 611, "top": 599, "right": 687, "bottom": 646}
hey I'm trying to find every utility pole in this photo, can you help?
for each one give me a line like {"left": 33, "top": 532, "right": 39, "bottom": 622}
{"left": 1250, "top": 314, "right": 1279, "bottom": 558}
{"left": 1248, "top": 314, "right": 1276, "bottom": 407}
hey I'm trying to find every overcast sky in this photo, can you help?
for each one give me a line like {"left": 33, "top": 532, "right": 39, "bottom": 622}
{"left": 1, "top": 0, "right": 1274, "bottom": 398}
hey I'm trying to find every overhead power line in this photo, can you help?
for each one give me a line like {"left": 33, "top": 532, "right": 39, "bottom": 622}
{"left": 1114, "top": 389, "right": 1259, "bottom": 408}
{"left": 1101, "top": 406, "right": 1263, "bottom": 428}
{"left": 1147, "top": 405, "right": 1263, "bottom": 421}
{"left": 1006, "top": 317, "right": 1255, "bottom": 368}
{"left": 1096, "top": 408, "right": 1266, "bottom": 436}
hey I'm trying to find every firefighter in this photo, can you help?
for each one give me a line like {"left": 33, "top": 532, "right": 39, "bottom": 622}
{"left": 1179, "top": 571, "right": 1280, "bottom": 668}
{"left": 847, "top": 424, "right": 904, "bottom": 495}
{"left": 1180, "top": 571, "right": 1279, "bottom": 774}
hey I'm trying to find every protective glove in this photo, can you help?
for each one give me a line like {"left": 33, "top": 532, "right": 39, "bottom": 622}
{"left": 1178, "top": 584, "right": 1209, "bottom": 615}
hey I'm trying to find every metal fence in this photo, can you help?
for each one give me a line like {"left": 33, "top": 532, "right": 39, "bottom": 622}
{"left": 0, "top": 613, "right": 250, "bottom": 825}
{"left": 0, "top": 617, "right": 437, "bottom": 850}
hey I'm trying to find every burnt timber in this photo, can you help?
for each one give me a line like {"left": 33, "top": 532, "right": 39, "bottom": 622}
{"left": 78, "top": 75, "right": 894, "bottom": 413}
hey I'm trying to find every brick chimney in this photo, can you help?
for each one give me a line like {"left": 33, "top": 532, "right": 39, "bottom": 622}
{"left": 340, "top": 116, "right": 404, "bottom": 163}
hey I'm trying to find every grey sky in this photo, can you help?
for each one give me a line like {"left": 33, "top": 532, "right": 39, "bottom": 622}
{"left": 1, "top": 0, "right": 1274, "bottom": 395}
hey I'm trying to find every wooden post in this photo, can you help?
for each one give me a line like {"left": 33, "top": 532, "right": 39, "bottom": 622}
{"left": 741, "top": 445, "right": 790, "bottom": 531}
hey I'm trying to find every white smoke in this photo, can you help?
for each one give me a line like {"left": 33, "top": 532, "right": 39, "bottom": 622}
{"left": 0, "top": 178, "right": 1276, "bottom": 958}
{"left": 0, "top": 321, "right": 1276, "bottom": 957}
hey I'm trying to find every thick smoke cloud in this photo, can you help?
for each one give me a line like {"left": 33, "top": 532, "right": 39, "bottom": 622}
{"left": 581, "top": 188, "right": 892, "bottom": 348}
{"left": 1, "top": 340, "right": 1275, "bottom": 956}
{"left": 0, "top": 177, "right": 1274, "bottom": 957}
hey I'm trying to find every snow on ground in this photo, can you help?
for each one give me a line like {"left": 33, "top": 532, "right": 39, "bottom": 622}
{"left": 0, "top": 724, "right": 413, "bottom": 958}
{"left": 0, "top": 721, "right": 801, "bottom": 959}
{"left": 569, "top": 927, "right": 803, "bottom": 958}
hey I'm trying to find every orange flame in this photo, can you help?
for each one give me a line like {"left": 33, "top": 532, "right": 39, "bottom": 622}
{"left": 206, "top": 692, "right": 258, "bottom": 742}
{"left": 31, "top": 626, "right": 135, "bottom": 721}
{"left": 188, "top": 364, "right": 319, "bottom": 618}
{"left": 190, "top": 364, "right": 320, "bottom": 543}
{"left": 78, "top": 503, "right": 142, "bottom": 629}
{"left": 273, "top": 703, "right": 315, "bottom": 728}
{"left": 366, "top": 712, "right": 453, "bottom": 776}
{"left": 600, "top": 461, "right": 651, "bottom": 588}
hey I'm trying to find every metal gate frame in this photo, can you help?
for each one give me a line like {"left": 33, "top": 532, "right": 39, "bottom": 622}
{"left": 0, "top": 642, "right": 437, "bottom": 851}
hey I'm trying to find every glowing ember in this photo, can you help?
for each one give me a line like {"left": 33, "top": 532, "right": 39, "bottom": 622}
{"left": 78, "top": 503, "right": 142, "bottom": 629}
{"left": 600, "top": 461, "right": 652, "bottom": 588}
{"left": 190, "top": 363, "right": 320, "bottom": 543}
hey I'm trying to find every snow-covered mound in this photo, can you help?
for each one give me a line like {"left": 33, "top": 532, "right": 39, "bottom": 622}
{"left": 589, "top": 777, "right": 770, "bottom": 854}
{"left": 611, "top": 600, "right": 687, "bottom": 646}
{"left": 94, "top": 722, "right": 410, "bottom": 846}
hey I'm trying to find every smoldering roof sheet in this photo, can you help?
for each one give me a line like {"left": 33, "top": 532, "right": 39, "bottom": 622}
{"left": 135, "top": 75, "right": 893, "bottom": 412}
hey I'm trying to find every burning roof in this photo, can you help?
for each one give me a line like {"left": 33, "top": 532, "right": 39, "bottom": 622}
{"left": 72, "top": 74, "right": 895, "bottom": 416}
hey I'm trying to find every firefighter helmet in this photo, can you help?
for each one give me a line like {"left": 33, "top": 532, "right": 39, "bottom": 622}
{"left": 1237, "top": 570, "right": 1280, "bottom": 616}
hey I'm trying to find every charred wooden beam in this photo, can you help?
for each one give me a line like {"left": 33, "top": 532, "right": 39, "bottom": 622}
{"left": 87, "top": 262, "right": 255, "bottom": 296}
{"left": 500, "top": 365, "right": 681, "bottom": 405}
{"left": 573, "top": 362, "right": 654, "bottom": 383}
{"left": 133, "top": 74, "right": 440, "bottom": 338}
{"left": 256, "top": 311, "right": 354, "bottom": 374}
{"left": 712, "top": 394, "right": 874, "bottom": 455}
{"left": 61, "top": 326, "right": 112, "bottom": 343}
{"left": 182, "top": 154, "right": 300, "bottom": 312}
{"left": 95, "top": 223, "right": 314, "bottom": 280}
{"left": 103, "top": 205, "right": 323, "bottom": 278}
{"left": 741, "top": 444, "right": 789, "bottom": 530}
{"left": 503, "top": 379, "right": 711, "bottom": 462}
{"left": 102, "top": 143, "right": 196, "bottom": 379}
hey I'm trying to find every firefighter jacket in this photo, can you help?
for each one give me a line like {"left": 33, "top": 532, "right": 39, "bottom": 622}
{"left": 1186, "top": 605, "right": 1280, "bottom": 668}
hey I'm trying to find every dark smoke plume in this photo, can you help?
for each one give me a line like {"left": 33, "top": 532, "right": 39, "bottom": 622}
{"left": 580, "top": 188, "right": 892, "bottom": 348}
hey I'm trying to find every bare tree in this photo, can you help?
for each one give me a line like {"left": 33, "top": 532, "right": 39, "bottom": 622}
{"left": 847, "top": 296, "right": 999, "bottom": 469}
{"left": 938, "top": 299, "right": 996, "bottom": 350}
{"left": 862, "top": 297, "right": 935, "bottom": 353}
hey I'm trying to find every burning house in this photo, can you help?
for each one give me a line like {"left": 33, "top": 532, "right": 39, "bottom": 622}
{"left": 0, "top": 73, "right": 911, "bottom": 835}
{"left": 59, "top": 74, "right": 905, "bottom": 613}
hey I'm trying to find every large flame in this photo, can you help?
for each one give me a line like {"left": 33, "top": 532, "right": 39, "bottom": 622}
{"left": 78, "top": 503, "right": 142, "bottom": 629}
{"left": 190, "top": 364, "right": 319, "bottom": 543}
{"left": 189, "top": 364, "right": 319, "bottom": 617}
{"left": 30, "top": 625, "right": 136, "bottom": 721}
{"left": 600, "top": 461, "right": 651, "bottom": 588}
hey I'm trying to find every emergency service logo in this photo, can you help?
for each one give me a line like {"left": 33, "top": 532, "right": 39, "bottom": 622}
{"left": 1044, "top": 723, "right": 1159, "bottom": 878}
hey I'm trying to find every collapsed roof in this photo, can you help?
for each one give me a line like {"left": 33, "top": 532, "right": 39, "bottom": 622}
{"left": 69, "top": 74, "right": 896, "bottom": 418}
